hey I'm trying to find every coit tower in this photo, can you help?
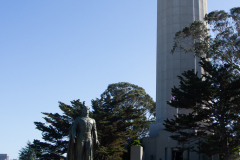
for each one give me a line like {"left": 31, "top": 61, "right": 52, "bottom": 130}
{"left": 143, "top": 1, "right": 207, "bottom": 159}
{"left": 150, "top": 0, "right": 208, "bottom": 136}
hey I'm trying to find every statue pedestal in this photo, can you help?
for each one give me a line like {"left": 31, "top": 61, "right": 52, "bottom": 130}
{"left": 130, "top": 146, "right": 143, "bottom": 160}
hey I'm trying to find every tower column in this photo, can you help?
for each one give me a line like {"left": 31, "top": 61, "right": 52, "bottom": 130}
{"left": 150, "top": 0, "right": 207, "bottom": 136}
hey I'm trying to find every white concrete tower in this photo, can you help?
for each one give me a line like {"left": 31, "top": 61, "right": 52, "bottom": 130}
{"left": 143, "top": 1, "right": 208, "bottom": 159}
{"left": 150, "top": 0, "right": 207, "bottom": 136}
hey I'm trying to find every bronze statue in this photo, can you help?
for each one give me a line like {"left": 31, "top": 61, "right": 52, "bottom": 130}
{"left": 67, "top": 106, "right": 99, "bottom": 160}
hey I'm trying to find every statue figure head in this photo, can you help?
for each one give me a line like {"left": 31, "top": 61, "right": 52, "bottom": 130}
{"left": 82, "top": 106, "right": 90, "bottom": 117}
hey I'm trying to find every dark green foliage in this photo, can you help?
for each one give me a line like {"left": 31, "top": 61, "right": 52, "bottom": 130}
{"left": 92, "top": 82, "right": 155, "bottom": 160}
{"left": 130, "top": 139, "right": 142, "bottom": 147}
{"left": 30, "top": 82, "right": 155, "bottom": 160}
{"left": 122, "top": 139, "right": 142, "bottom": 160}
{"left": 32, "top": 100, "right": 86, "bottom": 160}
{"left": 165, "top": 7, "right": 240, "bottom": 160}
{"left": 164, "top": 59, "right": 240, "bottom": 158}
{"left": 19, "top": 141, "right": 38, "bottom": 160}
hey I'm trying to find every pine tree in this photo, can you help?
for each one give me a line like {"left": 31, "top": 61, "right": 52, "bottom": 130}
{"left": 33, "top": 100, "right": 85, "bottom": 160}
{"left": 19, "top": 141, "right": 38, "bottom": 160}
{"left": 165, "top": 7, "right": 240, "bottom": 160}
{"left": 164, "top": 58, "right": 240, "bottom": 159}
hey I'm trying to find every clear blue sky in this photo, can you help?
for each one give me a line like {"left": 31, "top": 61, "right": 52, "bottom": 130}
{"left": 0, "top": 0, "right": 238, "bottom": 159}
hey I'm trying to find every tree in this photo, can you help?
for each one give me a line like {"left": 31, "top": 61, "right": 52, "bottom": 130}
{"left": 33, "top": 100, "right": 84, "bottom": 160}
{"left": 92, "top": 82, "right": 155, "bottom": 160}
{"left": 31, "top": 82, "right": 155, "bottom": 160}
{"left": 171, "top": 7, "right": 240, "bottom": 72}
{"left": 164, "top": 58, "right": 240, "bottom": 159}
{"left": 19, "top": 141, "right": 38, "bottom": 160}
{"left": 164, "top": 7, "right": 240, "bottom": 160}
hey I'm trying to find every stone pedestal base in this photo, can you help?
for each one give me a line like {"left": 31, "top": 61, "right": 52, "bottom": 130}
{"left": 131, "top": 146, "right": 143, "bottom": 160}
